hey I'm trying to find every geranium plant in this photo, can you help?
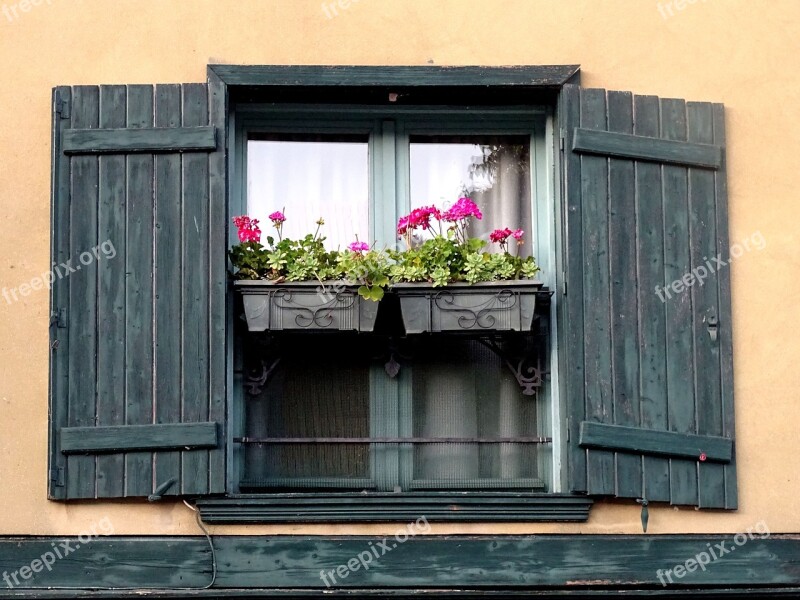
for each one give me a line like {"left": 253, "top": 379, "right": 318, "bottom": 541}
{"left": 389, "top": 197, "right": 540, "bottom": 286}
{"left": 229, "top": 212, "right": 390, "bottom": 300}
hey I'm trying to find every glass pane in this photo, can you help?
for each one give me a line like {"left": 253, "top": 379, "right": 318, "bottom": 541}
{"left": 411, "top": 338, "right": 547, "bottom": 490}
{"left": 409, "top": 135, "right": 532, "bottom": 256}
{"left": 243, "top": 336, "right": 372, "bottom": 489}
{"left": 248, "top": 133, "right": 370, "bottom": 250}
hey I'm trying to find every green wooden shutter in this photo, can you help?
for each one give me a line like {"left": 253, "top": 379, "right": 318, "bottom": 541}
{"left": 561, "top": 85, "right": 736, "bottom": 509}
{"left": 49, "top": 80, "right": 227, "bottom": 499}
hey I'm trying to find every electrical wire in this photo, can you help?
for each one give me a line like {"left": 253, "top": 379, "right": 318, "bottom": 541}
{"left": 35, "top": 500, "right": 217, "bottom": 591}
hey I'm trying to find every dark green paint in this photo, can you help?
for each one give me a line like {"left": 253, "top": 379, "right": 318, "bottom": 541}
{"left": 578, "top": 87, "right": 615, "bottom": 496}
{"left": 563, "top": 87, "right": 736, "bottom": 508}
{"left": 153, "top": 83, "right": 184, "bottom": 497}
{"left": 124, "top": 83, "right": 156, "bottom": 497}
{"left": 196, "top": 493, "right": 592, "bottom": 523}
{"left": 606, "top": 90, "right": 642, "bottom": 499}
{"left": 60, "top": 422, "right": 219, "bottom": 454}
{"left": 713, "top": 103, "right": 738, "bottom": 509}
{"left": 572, "top": 127, "right": 722, "bottom": 169}
{"left": 62, "top": 126, "right": 216, "bottom": 154}
{"left": 49, "top": 83, "right": 228, "bottom": 499}
{"left": 181, "top": 82, "right": 213, "bottom": 496}
{"left": 579, "top": 422, "right": 732, "bottom": 462}
{"left": 207, "top": 63, "right": 229, "bottom": 496}
{"left": 633, "top": 93, "right": 672, "bottom": 504}
{"left": 1, "top": 535, "right": 798, "bottom": 593}
{"left": 48, "top": 87, "right": 72, "bottom": 500}
{"left": 96, "top": 84, "right": 127, "bottom": 498}
{"left": 660, "top": 97, "right": 698, "bottom": 507}
{"left": 66, "top": 85, "right": 100, "bottom": 500}
{"left": 209, "top": 64, "right": 581, "bottom": 88}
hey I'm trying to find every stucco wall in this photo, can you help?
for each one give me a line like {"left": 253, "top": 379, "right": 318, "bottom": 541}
{"left": 0, "top": 0, "right": 797, "bottom": 536}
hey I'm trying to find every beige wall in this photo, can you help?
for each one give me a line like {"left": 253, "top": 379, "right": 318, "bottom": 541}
{"left": 0, "top": 0, "right": 798, "bottom": 536}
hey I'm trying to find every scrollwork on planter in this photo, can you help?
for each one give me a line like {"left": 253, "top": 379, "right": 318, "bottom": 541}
{"left": 433, "top": 289, "right": 517, "bottom": 330}
{"left": 272, "top": 289, "right": 357, "bottom": 329}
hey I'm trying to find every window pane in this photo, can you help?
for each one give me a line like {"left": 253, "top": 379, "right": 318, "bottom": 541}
{"left": 248, "top": 133, "right": 370, "bottom": 250}
{"left": 409, "top": 135, "right": 532, "bottom": 256}
{"left": 411, "top": 338, "right": 547, "bottom": 490}
{"left": 243, "top": 336, "right": 372, "bottom": 489}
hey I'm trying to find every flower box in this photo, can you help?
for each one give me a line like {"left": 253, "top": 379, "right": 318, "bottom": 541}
{"left": 235, "top": 280, "right": 380, "bottom": 332}
{"left": 393, "top": 280, "right": 545, "bottom": 334}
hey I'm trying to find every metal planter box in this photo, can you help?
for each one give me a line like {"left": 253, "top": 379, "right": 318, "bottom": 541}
{"left": 235, "top": 280, "right": 379, "bottom": 332}
{"left": 393, "top": 281, "right": 544, "bottom": 334}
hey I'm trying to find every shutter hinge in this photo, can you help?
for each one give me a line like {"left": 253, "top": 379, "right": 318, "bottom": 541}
{"left": 54, "top": 94, "right": 70, "bottom": 119}
{"left": 566, "top": 417, "right": 570, "bottom": 441}
{"left": 562, "top": 272, "right": 567, "bottom": 296}
{"left": 50, "top": 308, "right": 67, "bottom": 328}
{"left": 49, "top": 467, "right": 65, "bottom": 487}
{"left": 559, "top": 129, "right": 565, "bottom": 151}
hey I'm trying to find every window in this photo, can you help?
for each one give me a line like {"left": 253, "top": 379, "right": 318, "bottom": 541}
{"left": 232, "top": 108, "right": 559, "bottom": 494}
{"left": 48, "top": 67, "right": 735, "bottom": 522}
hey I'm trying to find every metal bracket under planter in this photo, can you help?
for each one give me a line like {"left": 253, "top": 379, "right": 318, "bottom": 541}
{"left": 392, "top": 281, "right": 546, "bottom": 334}
{"left": 235, "top": 280, "right": 379, "bottom": 332}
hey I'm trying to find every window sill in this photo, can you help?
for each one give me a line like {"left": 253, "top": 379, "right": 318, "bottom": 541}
{"left": 196, "top": 493, "right": 592, "bottom": 523}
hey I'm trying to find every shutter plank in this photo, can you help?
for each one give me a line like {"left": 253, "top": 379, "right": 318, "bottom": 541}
{"left": 181, "top": 83, "right": 211, "bottom": 495}
{"left": 67, "top": 85, "right": 100, "bottom": 500}
{"left": 607, "top": 91, "right": 642, "bottom": 499}
{"left": 634, "top": 95, "right": 671, "bottom": 503}
{"left": 572, "top": 128, "right": 722, "bottom": 169}
{"left": 153, "top": 84, "right": 184, "bottom": 496}
{"left": 61, "top": 423, "right": 218, "bottom": 453}
{"left": 580, "top": 89, "right": 614, "bottom": 496}
{"left": 661, "top": 98, "right": 698, "bottom": 506}
{"left": 63, "top": 126, "right": 215, "bottom": 154}
{"left": 124, "top": 85, "right": 156, "bottom": 497}
{"left": 96, "top": 85, "right": 127, "bottom": 498}
{"left": 688, "top": 102, "right": 726, "bottom": 508}
{"left": 49, "top": 86, "right": 72, "bottom": 500}
{"left": 208, "top": 71, "right": 228, "bottom": 494}
{"left": 713, "top": 104, "right": 738, "bottom": 509}
{"left": 563, "top": 86, "right": 587, "bottom": 494}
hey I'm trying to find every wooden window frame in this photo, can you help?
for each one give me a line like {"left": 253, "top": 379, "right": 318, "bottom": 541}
{"left": 204, "top": 64, "right": 589, "bottom": 523}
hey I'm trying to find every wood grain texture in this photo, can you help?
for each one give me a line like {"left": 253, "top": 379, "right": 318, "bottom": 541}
{"left": 96, "top": 85, "right": 127, "bottom": 498}
{"left": 50, "top": 83, "right": 227, "bottom": 499}
{"left": 209, "top": 64, "right": 581, "bottom": 87}
{"left": 579, "top": 88, "right": 615, "bottom": 497}
{"left": 181, "top": 83, "right": 212, "bottom": 495}
{"left": 60, "top": 422, "right": 218, "bottom": 453}
{"left": 572, "top": 127, "right": 722, "bottom": 169}
{"left": 2, "top": 534, "right": 798, "bottom": 592}
{"left": 564, "top": 87, "right": 735, "bottom": 508}
{"left": 48, "top": 86, "right": 72, "bottom": 500}
{"left": 62, "top": 126, "right": 216, "bottom": 153}
{"left": 579, "top": 422, "right": 732, "bottom": 462}
{"left": 66, "top": 85, "right": 99, "bottom": 500}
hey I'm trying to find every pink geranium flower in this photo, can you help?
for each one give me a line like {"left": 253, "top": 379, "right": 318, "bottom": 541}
{"left": 489, "top": 228, "right": 513, "bottom": 244}
{"left": 232, "top": 215, "right": 261, "bottom": 243}
{"left": 348, "top": 241, "right": 370, "bottom": 253}
{"left": 442, "top": 197, "right": 482, "bottom": 222}
{"left": 269, "top": 211, "right": 286, "bottom": 224}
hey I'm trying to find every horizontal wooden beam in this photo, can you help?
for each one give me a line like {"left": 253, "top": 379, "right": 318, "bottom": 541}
{"left": 579, "top": 422, "right": 733, "bottom": 462}
{"left": 62, "top": 126, "right": 216, "bottom": 154}
{"left": 208, "top": 64, "right": 581, "bottom": 88}
{"left": 0, "top": 534, "right": 796, "bottom": 594}
{"left": 196, "top": 493, "right": 592, "bottom": 523}
{"left": 572, "top": 127, "right": 723, "bottom": 169}
{"left": 60, "top": 422, "right": 218, "bottom": 454}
